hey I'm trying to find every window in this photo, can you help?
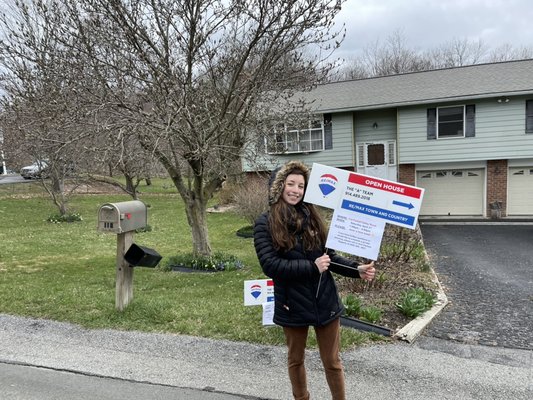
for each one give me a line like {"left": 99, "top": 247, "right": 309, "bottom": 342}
{"left": 387, "top": 141, "right": 396, "bottom": 165}
{"left": 367, "top": 144, "right": 385, "bottom": 165}
{"left": 266, "top": 119, "right": 324, "bottom": 154}
{"left": 427, "top": 105, "right": 475, "bottom": 139}
{"left": 438, "top": 106, "right": 464, "bottom": 138}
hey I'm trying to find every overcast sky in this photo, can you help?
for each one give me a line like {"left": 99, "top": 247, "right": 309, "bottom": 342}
{"left": 334, "top": 0, "right": 533, "bottom": 59}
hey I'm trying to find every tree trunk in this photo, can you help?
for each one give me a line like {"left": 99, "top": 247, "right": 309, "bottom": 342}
{"left": 124, "top": 174, "right": 138, "bottom": 200}
{"left": 185, "top": 196, "right": 211, "bottom": 257}
{"left": 48, "top": 176, "right": 68, "bottom": 215}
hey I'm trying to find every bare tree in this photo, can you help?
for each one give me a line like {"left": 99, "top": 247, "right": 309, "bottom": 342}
{"left": 334, "top": 29, "right": 431, "bottom": 80}
{"left": 0, "top": 0, "right": 98, "bottom": 215}
{"left": 487, "top": 43, "right": 533, "bottom": 62}
{"left": 427, "top": 37, "right": 487, "bottom": 68}
{"left": 332, "top": 56, "right": 368, "bottom": 81}
{"left": 51, "top": 0, "right": 344, "bottom": 256}
{"left": 366, "top": 29, "right": 431, "bottom": 76}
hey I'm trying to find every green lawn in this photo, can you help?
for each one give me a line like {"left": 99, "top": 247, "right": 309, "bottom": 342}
{"left": 0, "top": 180, "right": 378, "bottom": 348}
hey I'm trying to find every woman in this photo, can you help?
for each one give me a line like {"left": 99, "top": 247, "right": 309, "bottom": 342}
{"left": 253, "top": 160, "right": 376, "bottom": 400}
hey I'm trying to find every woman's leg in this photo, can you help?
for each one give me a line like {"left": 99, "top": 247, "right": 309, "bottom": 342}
{"left": 314, "top": 319, "right": 345, "bottom": 400}
{"left": 283, "top": 325, "right": 310, "bottom": 400}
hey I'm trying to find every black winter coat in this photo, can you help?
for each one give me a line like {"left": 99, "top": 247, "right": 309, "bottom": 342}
{"left": 253, "top": 211, "right": 361, "bottom": 327}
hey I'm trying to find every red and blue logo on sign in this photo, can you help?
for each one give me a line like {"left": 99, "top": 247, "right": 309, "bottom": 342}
{"left": 319, "top": 174, "right": 338, "bottom": 196}
{"left": 250, "top": 284, "right": 262, "bottom": 299}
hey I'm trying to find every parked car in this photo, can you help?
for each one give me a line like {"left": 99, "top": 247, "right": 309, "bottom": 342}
{"left": 20, "top": 161, "right": 49, "bottom": 179}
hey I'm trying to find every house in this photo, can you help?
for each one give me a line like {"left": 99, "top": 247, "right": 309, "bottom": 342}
{"left": 244, "top": 59, "right": 533, "bottom": 218}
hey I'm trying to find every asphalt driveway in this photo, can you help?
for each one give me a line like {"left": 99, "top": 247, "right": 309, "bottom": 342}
{"left": 419, "top": 223, "right": 533, "bottom": 350}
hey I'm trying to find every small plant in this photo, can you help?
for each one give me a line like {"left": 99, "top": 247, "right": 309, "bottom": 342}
{"left": 46, "top": 212, "right": 83, "bottom": 223}
{"left": 164, "top": 251, "right": 244, "bottom": 272}
{"left": 396, "top": 287, "right": 436, "bottom": 318}
{"left": 343, "top": 294, "right": 362, "bottom": 318}
{"left": 369, "top": 271, "right": 388, "bottom": 289}
{"left": 359, "top": 306, "right": 383, "bottom": 323}
{"left": 417, "top": 260, "right": 431, "bottom": 273}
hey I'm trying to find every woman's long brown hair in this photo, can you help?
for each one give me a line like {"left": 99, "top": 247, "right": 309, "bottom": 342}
{"left": 268, "top": 171, "right": 327, "bottom": 252}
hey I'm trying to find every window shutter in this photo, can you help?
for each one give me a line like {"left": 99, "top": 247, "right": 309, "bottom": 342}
{"left": 324, "top": 113, "right": 333, "bottom": 149}
{"left": 465, "top": 104, "right": 476, "bottom": 137}
{"left": 427, "top": 108, "right": 436, "bottom": 140}
{"left": 526, "top": 100, "right": 533, "bottom": 134}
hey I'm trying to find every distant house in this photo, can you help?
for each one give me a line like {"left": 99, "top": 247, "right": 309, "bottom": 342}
{"left": 244, "top": 59, "right": 533, "bottom": 218}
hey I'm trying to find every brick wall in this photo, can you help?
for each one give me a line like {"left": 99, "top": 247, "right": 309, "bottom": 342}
{"left": 399, "top": 164, "right": 416, "bottom": 186}
{"left": 486, "top": 159, "right": 508, "bottom": 217}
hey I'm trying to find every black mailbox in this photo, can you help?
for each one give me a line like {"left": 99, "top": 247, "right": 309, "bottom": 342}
{"left": 124, "top": 243, "right": 162, "bottom": 268}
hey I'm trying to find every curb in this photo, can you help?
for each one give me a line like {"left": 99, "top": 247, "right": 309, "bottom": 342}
{"left": 393, "top": 231, "right": 449, "bottom": 343}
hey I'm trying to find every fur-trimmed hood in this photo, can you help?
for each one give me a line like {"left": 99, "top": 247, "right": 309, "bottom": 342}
{"left": 268, "top": 160, "right": 310, "bottom": 205}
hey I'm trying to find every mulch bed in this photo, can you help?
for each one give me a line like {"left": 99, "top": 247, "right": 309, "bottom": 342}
{"left": 335, "top": 225, "right": 439, "bottom": 333}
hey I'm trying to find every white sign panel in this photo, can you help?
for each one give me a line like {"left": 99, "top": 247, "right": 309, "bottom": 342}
{"left": 326, "top": 209, "right": 386, "bottom": 260}
{"left": 244, "top": 279, "right": 274, "bottom": 306}
{"left": 304, "top": 163, "right": 350, "bottom": 209}
{"left": 262, "top": 302, "right": 275, "bottom": 326}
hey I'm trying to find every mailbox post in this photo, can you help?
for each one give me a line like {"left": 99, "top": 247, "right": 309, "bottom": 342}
{"left": 97, "top": 200, "right": 148, "bottom": 311}
{"left": 116, "top": 231, "right": 134, "bottom": 311}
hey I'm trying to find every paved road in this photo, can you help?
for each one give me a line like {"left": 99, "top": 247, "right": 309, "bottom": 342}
{"left": 0, "top": 174, "right": 27, "bottom": 184}
{"left": 1, "top": 362, "right": 246, "bottom": 400}
{"left": 0, "top": 314, "right": 531, "bottom": 400}
{"left": 420, "top": 223, "right": 533, "bottom": 350}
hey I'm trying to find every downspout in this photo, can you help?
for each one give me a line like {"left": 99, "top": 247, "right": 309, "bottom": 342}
{"left": 351, "top": 112, "right": 356, "bottom": 170}
{"left": 396, "top": 108, "right": 400, "bottom": 182}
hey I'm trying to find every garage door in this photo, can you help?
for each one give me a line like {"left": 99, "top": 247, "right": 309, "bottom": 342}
{"left": 508, "top": 167, "right": 533, "bottom": 215}
{"left": 417, "top": 169, "right": 484, "bottom": 216}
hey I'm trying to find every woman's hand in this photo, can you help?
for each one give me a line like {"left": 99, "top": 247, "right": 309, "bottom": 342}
{"left": 314, "top": 254, "right": 330, "bottom": 273}
{"left": 357, "top": 261, "right": 376, "bottom": 281}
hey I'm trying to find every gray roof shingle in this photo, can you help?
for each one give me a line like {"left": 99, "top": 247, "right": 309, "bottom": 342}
{"left": 304, "top": 59, "right": 533, "bottom": 113}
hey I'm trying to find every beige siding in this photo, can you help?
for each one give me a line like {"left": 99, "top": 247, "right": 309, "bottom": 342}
{"left": 354, "top": 109, "right": 397, "bottom": 142}
{"left": 399, "top": 97, "right": 533, "bottom": 164}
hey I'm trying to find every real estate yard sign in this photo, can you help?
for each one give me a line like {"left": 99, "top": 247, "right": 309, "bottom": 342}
{"left": 304, "top": 163, "right": 425, "bottom": 260}
{"left": 243, "top": 279, "right": 275, "bottom": 326}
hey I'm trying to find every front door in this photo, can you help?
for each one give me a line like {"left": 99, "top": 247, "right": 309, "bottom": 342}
{"left": 356, "top": 141, "right": 396, "bottom": 180}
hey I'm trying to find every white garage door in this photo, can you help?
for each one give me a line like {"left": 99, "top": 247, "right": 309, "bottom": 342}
{"left": 508, "top": 167, "right": 533, "bottom": 215}
{"left": 417, "top": 169, "right": 484, "bottom": 216}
